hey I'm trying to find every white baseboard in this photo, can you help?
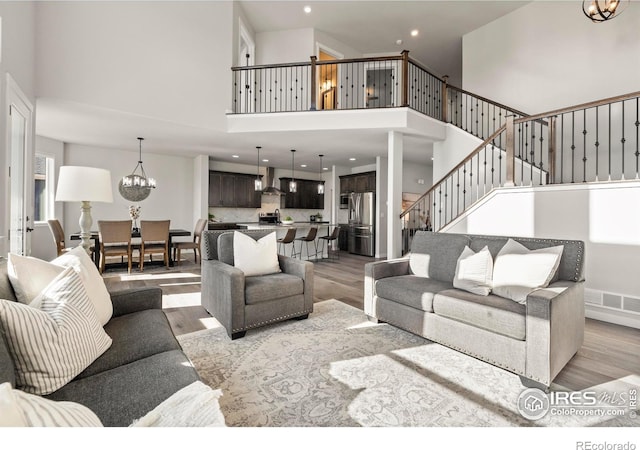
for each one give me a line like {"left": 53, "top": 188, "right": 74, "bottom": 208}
{"left": 585, "top": 304, "right": 640, "bottom": 330}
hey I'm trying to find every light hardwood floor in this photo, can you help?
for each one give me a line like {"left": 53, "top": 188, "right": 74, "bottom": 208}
{"left": 102, "top": 252, "right": 640, "bottom": 392}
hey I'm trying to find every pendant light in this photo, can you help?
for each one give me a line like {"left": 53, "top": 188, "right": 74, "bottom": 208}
{"left": 254, "top": 146, "right": 263, "bottom": 191}
{"left": 317, "top": 154, "right": 325, "bottom": 194}
{"left": 289, "top": 149, "right": 297, "bottom": 193}
{"left": 118, "top": 137, "right": 156, "bottom": 202}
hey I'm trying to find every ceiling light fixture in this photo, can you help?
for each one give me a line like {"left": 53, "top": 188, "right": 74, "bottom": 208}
{"left": 317, "top": 154, "right": 325, "bottom": 195}
{"left": 119, "top": 137, "right": 156, "bottom": 202}
{"left": 304, "top": 5, "right": 311, "bottom": 13}
{"left": 349, "top": 157, "right": 356, "bottom": 161}
{"left": 411, "top": 29, "right": 419, "bottom": 37}
{"left": 289, "top": 149, "right": 297, "bottom": 193}
{"left": 255, "top": 146, "right": 263, "bottom": 191}
{"left": 232, "top": 155, "right": 239, "bottom": 158}
{"left": 396, "top": 39, "right": 403, "bottom": 45}
{"left": 301, "top": 164, "right": 307, "bottom": 168}
{"left": 583, "top": 0, "right": 628, "bottom": 22}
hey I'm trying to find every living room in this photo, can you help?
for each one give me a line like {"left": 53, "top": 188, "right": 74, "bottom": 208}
{"left": 0, "top": 0, "right": 639, "bottom": 446}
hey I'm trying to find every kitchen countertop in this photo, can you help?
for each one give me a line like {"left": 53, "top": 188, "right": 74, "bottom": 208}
{"left": 238, "top": 222, "right": 335, "bottom": 230}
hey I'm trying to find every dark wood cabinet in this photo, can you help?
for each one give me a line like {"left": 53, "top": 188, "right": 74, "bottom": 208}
{"left": 279, "top": 178, "right": 325, "bottom": 209}
{"left": 339, "top": 171, "right": 376, "bottom": 194}
{"left": 209, "top": 171, "right": 262, "bottom": 208}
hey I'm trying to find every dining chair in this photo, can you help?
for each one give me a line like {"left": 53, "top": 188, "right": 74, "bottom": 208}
{"left": 293, "top": 227, "right": 319, "bottom": 260}
{"left": 48, "top": 218, "right": 96, "bottom": 259}
{"left": 318, "top": 225, "right": 340, "bottom": 261}
{"left": 172, "top": 218, "right": 207, "bottom": 265}
{"left": 277, "top": 227, "right": 297, "bottom": 257}
{"left": 139, "top": 220, "right": 170, "bottom": 271}
{"left": 97, "top": 220, "right": 134, "bottom": 274}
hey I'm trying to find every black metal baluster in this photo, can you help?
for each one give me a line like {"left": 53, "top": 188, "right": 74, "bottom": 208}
{"left": 539, "top": 121, "right": 545, "bottom": 185}
{"left": 608, "top": 104, "right": 612, "bottom": 181}
{"left": 636, "top": 98, "right": 639, "bottom": 179}
{"left": 560, "top": 114, "right": 564, "bottom": 183}
{"left": 621, "top": 100, "right": 626, "bottom": 179}
{"left": 571, "top": 111, "right": 576, "bottom": 183}
{"left": 595, "top": 106, "right": 600, "bottom": 181}
{"left": 582, "top": 109, "right": 587, "bottom": 183}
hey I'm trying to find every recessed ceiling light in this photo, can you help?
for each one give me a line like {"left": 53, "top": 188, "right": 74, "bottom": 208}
{"left": 349, "top": 158, "right": 356, "bottom": 161}
{"left": 262, "top": 159, "right": 269, "bottom": 162}
{"left": 301, "top": 164, "right": 307, "bottom": 168}
{"left": 232, "top": 155, "right": 239, "bottom": 158}
{"left": 323, "top": 167, "right": 329, "bottom": 171}
{"left": 411, "top": 29, "right": 419, "bottom": 37}
{"left": 396, "top": 39, "right": 403, "bottom": 46}
{"left": 304, "top": 5, "right": 311, "bottom": 13}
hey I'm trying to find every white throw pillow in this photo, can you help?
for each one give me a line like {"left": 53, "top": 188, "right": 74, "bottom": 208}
{"left": 233, "top": 232, "right": 281, "bottom": 277}
{"left": 492, "top": 239, "right": 564, "bottom": 303}
{"left": 0, "top": 382, "right": 102, "bottom": 427}
{"left": 0, "top": 267, "right": 112, "bottom": 395}
{"left": 53, "top": 246, "right": 113, "bottom": 325}
{"left": 131, "top": 381, "right": 225, "bottom": 427}
{"left": 409, "top": 252, "right": 430, "bottom": 278}
{"left": 7, "top": 253, "right": 65, "bottom": 305}
{"left": 453, "top": 246, "right": 493, "bottom": 296}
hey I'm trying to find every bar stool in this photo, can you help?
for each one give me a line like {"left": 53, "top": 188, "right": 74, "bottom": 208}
{"left": 293, "top": 227, "right": 319, "bottom": 260}
{"left": 318, "top": 225, "right": 340, "bottom": 261}
{"left": 277, "top": 228, "right": 297, "bottom": 256}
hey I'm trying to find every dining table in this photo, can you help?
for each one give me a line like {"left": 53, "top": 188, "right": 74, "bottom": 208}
{"left": 70, "top": 229, "right": 191, "bottom": 267}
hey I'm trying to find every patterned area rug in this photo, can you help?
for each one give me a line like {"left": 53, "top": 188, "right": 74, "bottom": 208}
{"left": 178, "top": 300, "right": 639, "bottom": 427}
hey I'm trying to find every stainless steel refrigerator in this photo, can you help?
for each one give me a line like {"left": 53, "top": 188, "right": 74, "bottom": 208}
{"left": 348, "top": 192, "right": 375, "bottom": 257}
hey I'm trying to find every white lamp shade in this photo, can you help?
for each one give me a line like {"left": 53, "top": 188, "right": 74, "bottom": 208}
{"left": 55, "top": 166, "right": 114, "bottom": 203}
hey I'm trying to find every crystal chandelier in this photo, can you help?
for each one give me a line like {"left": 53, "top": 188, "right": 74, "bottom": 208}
{"left": 582, "top": 0, "right": 628, "bottom": 22}
{"left": 118, "top": 137, "right": 156, "bottom": 202}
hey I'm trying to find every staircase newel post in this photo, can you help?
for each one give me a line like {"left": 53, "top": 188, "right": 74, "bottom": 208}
{"left": 548, "top": 116, "right": 557, "bottom": 184}
{"left": 505, "top": 115, "right": 515, "bottom": 187}
{"left": 442, "top": 75, "right": 449, "bottom": 123}
{"left": 310, "top": 55, "right": 317, "bottom": 111}
{"left": 401, "top": 50, "right": 409, "bottom": 107}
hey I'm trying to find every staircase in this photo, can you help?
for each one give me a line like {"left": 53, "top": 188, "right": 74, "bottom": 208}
{"left": 401, "top": 90, "right": 640, "bottom": 254}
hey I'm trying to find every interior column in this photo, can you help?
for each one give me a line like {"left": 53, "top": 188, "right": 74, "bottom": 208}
{"left": 387, "top": 131, "right": 403, "bottom": 259}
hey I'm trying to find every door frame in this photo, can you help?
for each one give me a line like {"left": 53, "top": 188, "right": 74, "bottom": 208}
{"left": 5, "top": 73, "right": 34, "bottom": 256}
{"left": 316, "top": 43, "right": 343, "bottom": 110}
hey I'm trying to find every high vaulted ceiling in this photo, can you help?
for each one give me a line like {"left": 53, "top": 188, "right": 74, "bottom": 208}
{"left": 35, "top": 1, "right": 529, "bottom": 170}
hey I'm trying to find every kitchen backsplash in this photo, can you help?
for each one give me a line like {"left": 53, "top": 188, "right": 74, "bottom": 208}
{"left": 209, "top": 196, "right": 328, "bottom": 223}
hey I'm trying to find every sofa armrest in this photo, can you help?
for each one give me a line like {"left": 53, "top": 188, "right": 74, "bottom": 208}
{"left": 364, "top": 258, "right": 411, "bottom": 317}
{"left": 525, "top": 280, "right": 585, "bottom": 386}
{"left": 201, "top": 259, "right": 246, "bottom": 337}
{"left": 109, "top": 287, "right": 163, "bottom": 317}
{"left": 279, "top": 255, "right": 314, "bottom": 311}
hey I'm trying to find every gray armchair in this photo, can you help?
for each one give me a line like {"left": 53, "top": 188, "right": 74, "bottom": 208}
{"left": 201, "top": 230, "right": 314, "bottom": 339}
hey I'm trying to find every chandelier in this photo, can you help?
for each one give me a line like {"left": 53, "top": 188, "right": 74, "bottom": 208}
{"left": 118, "top": 137, "right": 156, "bottom": 202}
{"left": 583, "top": 0, "right": 628, "bottom": 22}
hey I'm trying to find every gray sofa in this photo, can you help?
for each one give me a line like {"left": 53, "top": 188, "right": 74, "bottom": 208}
{"left": 364, "top": 231, "right": 585, "bottom": 387}
{"left": 0, "top": 257, "right": 200, "bottom": 427}
{"left": 200, "top": 229, "right": 314, "bottom": 339}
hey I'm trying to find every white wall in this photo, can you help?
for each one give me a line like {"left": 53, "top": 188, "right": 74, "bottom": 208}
{"left": 35, "top": 1, "right": 234, "bottom": 130}
{"left": 256, "top": 28, "right": 315, "bottom": 65}
{"left": 463, "top": 1, "right": 640, "bottom": 113}
{"left": 62, "top": 143, "right": 196, "bottom": 243}
{"left": 314, "top": 30, "right": 362, "bottom": 59}
{"left": 0, "top": 2, "right": 36, "bottom": 256}
{"left": 402, "top": 162, "right": 432, "bottom": 194}
{"left": 445, "top": 181, "right": 640, "bottom": 328}
{"left": 433, "top": 124, "right": 483, "bottom": 183}
{"left": 376, "top": 156, "right": 388, "bottom": 258}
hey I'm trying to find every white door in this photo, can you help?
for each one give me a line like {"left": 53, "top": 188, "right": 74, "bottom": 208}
{"left": 7, "top": 75, "right": 34, "bottom": 256}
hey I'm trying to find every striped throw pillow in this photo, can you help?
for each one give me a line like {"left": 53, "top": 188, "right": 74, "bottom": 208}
{"left": 0, "top": 267, "right": 112, "bottom": 395}
{"left": 0, "top": 382, "right": 103, "bottom": 427}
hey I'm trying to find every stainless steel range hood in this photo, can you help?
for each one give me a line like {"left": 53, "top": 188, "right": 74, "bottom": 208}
{"left": 262, "top": 167, "right": 284, "bottom": 196}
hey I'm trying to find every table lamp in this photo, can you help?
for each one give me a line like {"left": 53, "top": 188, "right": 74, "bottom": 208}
{"left": 55, "top": 166, "right": 114, "bottom": 253}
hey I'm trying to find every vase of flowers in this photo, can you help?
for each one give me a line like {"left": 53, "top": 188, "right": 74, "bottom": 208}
{"left": 129, "top": 205, "right": 141, "bottom": 232}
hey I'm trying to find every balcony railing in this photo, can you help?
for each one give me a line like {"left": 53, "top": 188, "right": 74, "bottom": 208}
{"left": 231, "top": 51, "right": 525, "bottom": 132}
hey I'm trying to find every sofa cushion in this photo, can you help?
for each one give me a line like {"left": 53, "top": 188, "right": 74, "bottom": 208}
{"left": 0, "top": 258, "right": 18, "bottom": 302}
{"left": 75, "top": 309, "right": 182, "bottom": 379}
{"left": 376, "top": 275, "right": 453, "bottom": 312}
{"left": 217, "top": 230, "right": 273, "bottom": 265}
{"left": 433, "top": 289, "right": 527, "bottom": 340}
{"left": 245, "top": 273, "right": 304, "bottom": 305}
{"left": 45, "top": 349, "right": 200, "bottom": 427}
{"left": 453, "top": 245, "right": 493, "bottom": 296}
{"left": 233, "top": 231, "right": 281, "bottom": 276}
{"left": 409, "top": 231, "right": 470, "bottom": 282}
